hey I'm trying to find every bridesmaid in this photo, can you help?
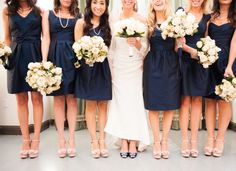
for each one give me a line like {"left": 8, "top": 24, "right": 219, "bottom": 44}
{"left": 205, "top": 0, "right": 236, "bottom": 157}
{"left": 2, "top": 0, "right": 43, "bottom": 159}
{"left": 144, "top": 0, "right": 180, "bottom": 159}
{"left": 74, "top": 0, "right": 112, "bottom": 159}
{"left": 105, "top": 0, "right": 150, "bottom": 159}
{"left": 41, "top": 0, "right": 80, "bottom": 158}
{"left": 176, "top": 0, "right": 211, "bottom": 158}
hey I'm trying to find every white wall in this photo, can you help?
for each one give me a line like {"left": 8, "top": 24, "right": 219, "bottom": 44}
{"left": 0, "top": 1, "right": 53, "bottom": 126}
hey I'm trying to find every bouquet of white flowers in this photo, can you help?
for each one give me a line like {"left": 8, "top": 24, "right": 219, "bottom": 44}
{"left": 196, "top": 36, "right": 221, "bottom": 68}
{"left": 0, "top": 41, "right": 12, "bottom": 67}
{"left": 115, "top": 17, "right": 146, "bottom": 57}
{"left": 72, "top": 36, "right": 108, "bottom": 68}
{"left": 26, "top": 61, "right": 62, "bottom": 95}
{"left": 215, "top": 76, "right": 236, "bottom": 102}
{"left": 160, "top": 8, "right": 198, "bottom": 57}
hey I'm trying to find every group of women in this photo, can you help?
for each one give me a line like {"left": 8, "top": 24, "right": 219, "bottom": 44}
{"left": 2, "top": 0, "right": 236, "bottom": 160}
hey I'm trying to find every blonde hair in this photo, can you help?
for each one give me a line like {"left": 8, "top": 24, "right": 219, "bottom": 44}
{"left": 188, "top": 0, "right": 212, "bottom": 14}
{"left": 147, "top": 0, "right": 172, "bottom": 38}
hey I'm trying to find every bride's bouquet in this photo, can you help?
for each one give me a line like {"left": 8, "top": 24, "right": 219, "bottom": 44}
{"left": 215, "top": 76, "right": 236, "bottom": 102}
{"left": 160, "top": 8, "right": 198, "bottom": 57}
{"left": 196, "top": 36, "right": 221, "bottom": 68}
{"left": 115, "top": 17, "right": 146, "bottom": 57}
{"left": 72, "top": 36, "right": 108, "bottom": 68}
{"left": 0, "top": 41, "right": 12, "bottom": 67}
{"left": 26, "top": 61, "right": 62, "bottom": 95}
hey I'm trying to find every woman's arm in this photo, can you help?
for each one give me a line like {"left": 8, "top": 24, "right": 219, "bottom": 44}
{"left": 74, "top": 19, "right": 84, "bottom": 41}
{"left": 224, "top": 29, "right": 236, "bottom": 77}
{"left": 2, "top": 7, "right": 11, "bottom": 46}
{"left": 41, "top": 10, "right": 50, "bottom": 61}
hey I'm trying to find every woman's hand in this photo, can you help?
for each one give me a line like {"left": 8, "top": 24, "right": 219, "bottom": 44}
{"left": 224, "top": 66, "right": 235, "bottom": 77}
{"left": 176, "top": 37, "right": 186, "bottom": 48}
{"left": 127, "top": 37, "right": 141, "bottom": 50}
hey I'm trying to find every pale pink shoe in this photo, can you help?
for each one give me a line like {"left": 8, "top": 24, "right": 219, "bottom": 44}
{"left": 99, "top": 140, "right": 109, "bottom": 158}
{"left": 204, "top": 138, "right": 214, "bottom": 156}
{"left": 20, "top": 139, "right": 30, "bottom": 159}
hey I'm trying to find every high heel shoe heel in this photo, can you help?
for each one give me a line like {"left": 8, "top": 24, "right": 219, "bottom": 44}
{"left": 204, "top": 138, "right": 214, "bottom": 156}
{"left": 181, "top": 140, "right": 190, "bottom": 158}
{"left": 20, "top": 139, "right": 30, "bottom": 159}
{"left": 190, "top": 140, "right": 199, "bottom": 158}
{"left": 99, "top": 139, "right": 109, "bottom": 158}
{"left": 58, "top": 139, "right": 67, "bottom": 158}
{"left": 29, "top": 139, "right": 40, "bottom": 159}
{"left": 67, "top": 139, "right": 76, "bottom": 158}
{"left": 213, "top": 139, "right": 224, "bottom": 157}
{"left": 153, "top": 141, "right": 161, "bottom": 159}
{"left": 91, "top": 140, "right": 100, "bottom": 159}
{"left": 161, "top": 141, "right": 169, "bottom": 159}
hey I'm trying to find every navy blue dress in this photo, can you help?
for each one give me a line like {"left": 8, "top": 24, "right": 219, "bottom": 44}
{"left": 74, "top": 27, "right": 112, "bottom": 100}
{"left": 207, "top": 22, "right": 236, "bottom": 99}
{"left": 143, "top": 28, "right": 181, "bottom": 110}
{"left": 7, "top": 10, "right": 42, "bottom": 94}
{"left": 48, "top": 11, "right": 79, "bottom": 96}
{"left": 181, "top": 14, "right": 211, "bottom": 96}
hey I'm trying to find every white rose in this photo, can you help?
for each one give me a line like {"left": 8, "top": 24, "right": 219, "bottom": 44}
{"left": 196, "top": 41, "right": 203, "bottom": 49}
{"left": 199, "top": 54, "right": 208, "bottom": 62}
{"left": 172, "top": 17, "right": 181, "bottom": 26}
{"left": 55, "top": 67, "right": 62, "bottom": 75}
{"left": 43, "top": 61, "right": 53, "bottom": 70}
{"left": 4, "top": 46, "right": 12, "bottom": 54}
{"left": 208, "top": 48, "right": 216, "bottom": 56}
{"left": 0, "top": 49, "right": 5, "bottom": 57}
{"left": 202, "top": 45, "right": 209, "bottom": 52}
{"left": 36, "top": 77, "right": 47, "bottom": 88}
{"left": 208, "top": 56, "right": 217, "bottom": 63}
{"left": 186, "top": 13, "right": 196, "bottom": 23}
{"left": 232, "top": 78, "right": 236, "bottom": 85}
{"left": 215, "top": 85, "right": 221, "bottom": 95}
{"left": 72, "top": 42, "right": 82, "bottom": 52}
{"left": 202, "top": 63, "right": 209, "bottom": 68}
{"left": 126, "top": 27, "right": 135, "bottom": 36}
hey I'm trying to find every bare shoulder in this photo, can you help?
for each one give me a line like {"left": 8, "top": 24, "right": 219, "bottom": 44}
{"left": 135, "top": 13, "right": 147, "bottom": 24}
{"left": 76, "top": 18, "right": 85, "bottom": 27}
{"left": 40, "top": 8, "right": 48, "bottom": 17}
{"left": 3, "top": 7, "right": 8, "bottom": 15}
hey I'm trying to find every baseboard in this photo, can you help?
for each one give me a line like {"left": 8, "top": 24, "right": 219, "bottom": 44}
{"left": 229, "top": 122, "right": 236, "bottom": 132}
{"left": 0, "top": 120, "right": 51, "bottom": 135}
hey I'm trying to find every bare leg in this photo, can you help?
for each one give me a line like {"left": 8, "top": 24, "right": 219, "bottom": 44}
{"left": 205, "top": 98, "right": 216, "bottom": 155}
{"left": 179, "top": 96, "right": 191, "bottom": 157}
{"left": 213, "top": 100, "right": 232, "bottom": 157}
{"left": 86, "top": 100, "right": 99, "bottom": 158}
{"left": 97, "top": 101, "right": 108, "bottom": 157}
{"left": 149, "top": 110, "right": 161, "bottom": 158}
{"left": 54, "top": 96, "right": 66, "bottom": 149}
{"left": 190, "top": 96, "right": 202, "bottom": 157}
{"left": 29, "top": 92, "right": 43, "bottom": 157}
{"left": 66, "top": 95, "right": 78, "bottom": 156}
{"left": 161, "top": 110, "right": 174, "bottom": 158}
{"left": 16, "top": 92, "right": 30, "bottom": 157}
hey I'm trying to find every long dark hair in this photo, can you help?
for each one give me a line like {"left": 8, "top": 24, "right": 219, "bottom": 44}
{"left": 54, "top": 0, "right": 80, "bottom": 17}
{"left": 5, "top": 0, "right": 40, "bottom": 15}
{"left": 212, "top": 0, "right": 236, "bottom": 28}
{"left": 83, "top": 0, "right": 111, "bottom": 47}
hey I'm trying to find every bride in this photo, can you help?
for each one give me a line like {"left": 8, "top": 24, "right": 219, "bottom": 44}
{"left": 105, "top": 0, "right": 150, "bottom": 159}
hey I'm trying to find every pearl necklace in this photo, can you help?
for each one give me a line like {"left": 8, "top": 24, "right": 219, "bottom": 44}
{"left": 93, "top": 28, "right": 101, "bottom": 36}
{"left": 58, "top": 10, "right": 69, "bottom": 29}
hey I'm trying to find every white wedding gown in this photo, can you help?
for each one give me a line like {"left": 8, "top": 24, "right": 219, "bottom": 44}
{"left": 105, "top": 18, "right": 150, "bottom": 146}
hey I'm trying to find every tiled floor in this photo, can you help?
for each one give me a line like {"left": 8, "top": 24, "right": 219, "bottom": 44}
{"left": 0, "top": 127, "right": 235, "bottom": 171}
